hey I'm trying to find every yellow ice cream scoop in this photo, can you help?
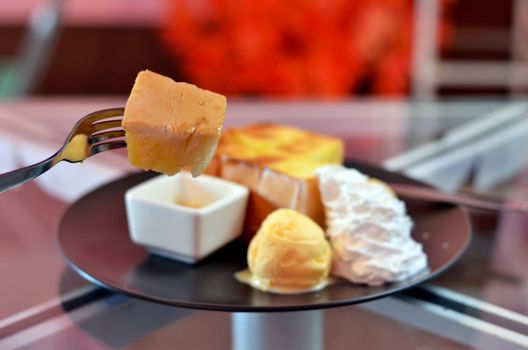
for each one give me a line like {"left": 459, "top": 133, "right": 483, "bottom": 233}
{"left": 237, "top": 208, "right": 332, "bottom": 294}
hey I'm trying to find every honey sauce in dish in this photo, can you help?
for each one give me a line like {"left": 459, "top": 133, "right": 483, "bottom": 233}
{"left": 175, "top": 199, "right": 205, "bottom": 208}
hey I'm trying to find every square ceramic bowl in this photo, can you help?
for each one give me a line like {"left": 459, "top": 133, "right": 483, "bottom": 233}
{"left": 125, "top": 172, "right": 249, "bottom": 264}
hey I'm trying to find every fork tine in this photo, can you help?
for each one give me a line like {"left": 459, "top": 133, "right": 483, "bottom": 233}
{"left": 68, "top": 108, "right": 124, "bottom": 137}
{"left": 82, "top": 108, "right": 124, "bottom": 125}
{"left": 0, "top": 108, "right": 127, "bottom": 193}
{"left": 90, "top": 130, "right": 126, "bottom": 144}
{"left": 91, "top": 120, "right": 123, "bottom": 133}
{"left": 91, "top": 139, "right": 127, "bottom": 155}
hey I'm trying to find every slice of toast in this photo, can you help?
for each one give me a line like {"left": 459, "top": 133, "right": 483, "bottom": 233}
{"left": 206, "top": 124, "right": 344, "bottom": 238}
{"left": 123, "top": 70, "right": 226, "bottom": 176}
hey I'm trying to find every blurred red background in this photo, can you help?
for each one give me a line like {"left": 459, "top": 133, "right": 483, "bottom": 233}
{"left": 4, "top": 0, "right": 519, "bottom": 97}
{"left": 162, "top": 0, "right": 453, "bottom": 97}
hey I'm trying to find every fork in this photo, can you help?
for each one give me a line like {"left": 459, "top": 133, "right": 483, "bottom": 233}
{"left": 0, "top": 108, "right": 126, "bottom": 193}
{"left": 390, "top": 183, "right": 528, "bottom": 214}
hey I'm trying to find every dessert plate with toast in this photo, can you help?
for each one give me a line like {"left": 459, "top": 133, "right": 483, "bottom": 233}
{"left": 57, "top": 160, "right": 471, "bottom": 312}
{"left": 53, "top": 70, "right": 471, "bottom": 311}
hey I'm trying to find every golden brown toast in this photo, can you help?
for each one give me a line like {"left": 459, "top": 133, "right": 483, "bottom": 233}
{"left": 123, "top": 70, "right": 226, "bottom": 176}
{"left": 206, "top": 124, "right": 344, "bottom": 238}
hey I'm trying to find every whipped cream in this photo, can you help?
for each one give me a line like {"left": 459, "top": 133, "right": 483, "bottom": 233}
{"left": 316, "top": 165, "right": 428, "bottom": 286}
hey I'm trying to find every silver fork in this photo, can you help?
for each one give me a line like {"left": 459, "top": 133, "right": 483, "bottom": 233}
{"left": 390, "top": 183, "right": 528, "bottom": 213}
{"left": 0, "top": 107, "right": 126, "bottom": 193}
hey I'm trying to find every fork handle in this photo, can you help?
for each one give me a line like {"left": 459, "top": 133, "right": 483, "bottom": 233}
{"left": 390, "top": 183, "right": 528, "bottom": 213}
{"left": 0, "top": 155, "right": 58, "bottom": 193}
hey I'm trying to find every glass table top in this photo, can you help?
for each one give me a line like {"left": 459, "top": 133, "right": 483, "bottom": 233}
{"left": 1, "top": 98, "right": 527, "bottom": 349}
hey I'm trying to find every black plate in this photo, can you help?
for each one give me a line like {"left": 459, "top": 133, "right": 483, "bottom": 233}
{"left": 57, "top": 161, "right": 471, "bottom": 312}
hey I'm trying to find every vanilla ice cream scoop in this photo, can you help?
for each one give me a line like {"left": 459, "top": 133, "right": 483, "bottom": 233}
{"left": 237, "top": 208, "right": 332, "bottom": 294}
{"left": 317, "top": 165, "right": 428, "bottom": 286}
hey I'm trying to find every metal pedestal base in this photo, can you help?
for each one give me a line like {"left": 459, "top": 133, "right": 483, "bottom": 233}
{"left": 231, "top": 310, "right": 323, "bottom": 350}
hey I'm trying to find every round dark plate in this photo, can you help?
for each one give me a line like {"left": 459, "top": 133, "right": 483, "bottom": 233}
{"left": 57, "top": 161, "right": 471, "bottom": 312}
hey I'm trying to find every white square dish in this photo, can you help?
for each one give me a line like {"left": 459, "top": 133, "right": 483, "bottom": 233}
{"left": 125, "top": 172, "right": 249, "bottom": 264}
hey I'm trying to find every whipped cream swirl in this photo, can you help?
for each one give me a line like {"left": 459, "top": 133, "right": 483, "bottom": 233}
{"left": 316, "top": 165, "right": 428, "bottom": 286}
